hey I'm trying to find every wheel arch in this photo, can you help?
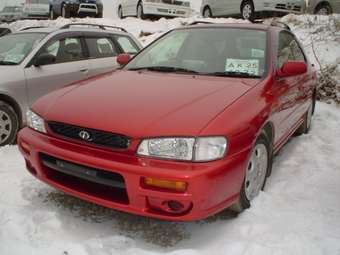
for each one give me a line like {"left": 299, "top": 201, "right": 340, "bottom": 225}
{"left": 0, "top": 94, "right": 23, "bottom": 128}
{"left": 260, "top": 121, "right": 274, "bottom": 177}
{"left": 315, "top": 1, "right": 332, "bottom": 14}
{"left": 202, "top": 5, "right": 212, "bottom": 17}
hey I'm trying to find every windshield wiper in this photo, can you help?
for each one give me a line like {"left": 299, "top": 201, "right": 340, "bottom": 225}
{"left": 0, "top": 61, "right": 18, "bottom": 65}
{"left": 209, "top": 71, "right": 261, "bottom": 78}
{"left": 129, "top": 66, "right": 199, "bottom": 74}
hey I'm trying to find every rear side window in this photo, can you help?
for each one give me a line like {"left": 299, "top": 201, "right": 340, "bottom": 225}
{"left": 113, "top": 35, "right": 140, "bottom": 54}
{"left": 86, "top": 37, "right": 118, "bottom": 59}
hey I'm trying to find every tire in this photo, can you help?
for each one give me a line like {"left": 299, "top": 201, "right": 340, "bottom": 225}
{"left": 241, "top": 1, "right": 255, "bottom": 22}
{"left": 203, "top": 6, "right": 212, "bottom": 18}
{"left": 295, "top": 98, "right": 315, "bottom": 135}
{"left": 137, "top": 2, "right": 146, "bottom": 20}
{"left": 0, "top": 101, "right": 19, "bottom": 147}
{"left": 96, "top": 12, "right": 103, "bottom": 18}
{"left": 50, "top": 8, "right": 57, "bottom": 20}
{"left": 61, "top": 4, "right": 70, "bottom": 18}
{"left": 228, "top": 131, "right": 270, "bottom": 213}
{"left": 315, "top": 5, "right": 331, "bottom": 15}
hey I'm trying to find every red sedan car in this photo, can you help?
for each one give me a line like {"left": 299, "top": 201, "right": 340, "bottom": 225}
{"left": 18, "top": 21, "right": 317, "bottom": 221}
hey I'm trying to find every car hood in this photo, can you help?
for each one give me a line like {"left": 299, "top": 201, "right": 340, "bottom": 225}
{"left": 33, "top": 70, "right": 260, "bottom": 138}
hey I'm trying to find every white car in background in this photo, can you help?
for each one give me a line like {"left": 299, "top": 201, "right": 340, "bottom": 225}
{"left": 117, "top": 0, "right": 191, "bottom": 19}
{"left": 200, "top": 0, "right": 305, "bottom": 21}
{"left": 22, "top": 0, "right": 50, "bottom": 20}
{"left": 305, "top": 0, "right": 340, "bottom": 14}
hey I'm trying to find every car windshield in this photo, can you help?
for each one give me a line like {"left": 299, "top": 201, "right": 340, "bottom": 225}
{"left": 124, "top": 27, "right": 268, "bottom": 78}
{"left": 0, "top": 32, "right": 47, "bottom": 65}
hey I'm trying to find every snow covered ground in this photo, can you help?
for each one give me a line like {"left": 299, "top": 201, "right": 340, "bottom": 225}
{"left": 0, "top": 11, "right": 340, "bottom": 255}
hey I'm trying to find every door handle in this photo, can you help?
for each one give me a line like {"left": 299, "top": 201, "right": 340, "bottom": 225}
{"left": 78, "top": 68, "right": 89, "bottom": 74}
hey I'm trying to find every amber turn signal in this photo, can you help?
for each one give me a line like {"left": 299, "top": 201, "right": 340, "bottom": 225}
{"left": 144, "top": 178, "right": 187, "bottom": 192}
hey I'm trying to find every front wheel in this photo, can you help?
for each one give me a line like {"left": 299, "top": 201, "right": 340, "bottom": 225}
{"left": 137, "top": 2, "right": 146, "bottom": 19}
{"left": 228, "top": 131, "right": 270, "bottom": 212}
{"left": 315, "top": 5, "right": 331, "bottom": 15}
{"left": 0, "top": 101, "right": 19, "bottom": 147}
{"left": 50, "top": 8, "right": 57, "bottom": 20}
{"left": 241, "top": 1, "right": 255, "bottom": 22}
{"left": 61, "top": 4, "right": 70, "bottom": 18}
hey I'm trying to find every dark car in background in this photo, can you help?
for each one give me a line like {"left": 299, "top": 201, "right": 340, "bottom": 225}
{"left": 50, "top": 0, "right": 104, "bottom": 19}
{"left": 0, "top": 23, "right": 142, "bottom": 146}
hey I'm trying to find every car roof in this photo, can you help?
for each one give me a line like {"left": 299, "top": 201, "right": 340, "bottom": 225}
{"left": 179, "top": 20, "right": 290, "bottom": 31}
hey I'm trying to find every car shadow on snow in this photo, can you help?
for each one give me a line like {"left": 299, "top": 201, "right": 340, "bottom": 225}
{"left": 44, "top": 190, "right": 238, "bottom": 247}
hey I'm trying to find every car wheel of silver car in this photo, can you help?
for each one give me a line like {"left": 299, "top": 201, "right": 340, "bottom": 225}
{"left": 228, "top": 131, "right": 270, "bottom": 213}
{"left": 62, "top": 4, "right": 70, "bottom": 18}
{"left": 0, "top": 101, "right": 19, "bottom": 147}
{"left": 315, "top": 5, "right": 331, "bottom": 15}
{"left": 118, "top": 6, "right": 124, "bottom": 19}
{"left": 203, "top": 6, "right": 212, "bottom": 18}
{"left": 50, "top": 9, "right": 56, "bottom": 20}
{"left": 295, "top": 98, "right": 315, "bottom": 135}
{"left": 137, "top": 2, "right": 146, "bottom": 20}
{"left": 241, "top": 1, "right": 255, "bottom": 22}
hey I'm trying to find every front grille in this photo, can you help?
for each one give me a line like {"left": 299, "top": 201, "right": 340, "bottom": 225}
{"left": 48, "top": 121, "right": 130, "bottom": 149}
{"left": 161, "top": 0, "right": 184, "bottom": 5}
{"left": 275, "top": 4, "right": 301, "bottom": 12}
{"left": 40, "top": 153, "right": 129, "bottom": 205}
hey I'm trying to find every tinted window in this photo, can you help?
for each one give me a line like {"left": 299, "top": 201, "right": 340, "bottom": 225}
{"left": 42, "top": 37, "right": 84, "bottom": 63}
{"left": 86, "top": 37, "right": 118, "bottom": 59}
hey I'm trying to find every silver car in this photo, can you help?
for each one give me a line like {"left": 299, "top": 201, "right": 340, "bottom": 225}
{"left": 0, "top": 23, "right": 143, "bottom": 146}
{"left": 0, "top": 5, "right": 23, "bottom": 22}
{"left": 305, "top": 0, "right": 340, "bottom": 14}
{"left": 201, "top": 0, "right": 305, "bottom": 21}
{"left": 22, "top": 0, "right": 50, "bottom": 19}
{"left": 117, "top": 0, "right": 191, "bottom": 19}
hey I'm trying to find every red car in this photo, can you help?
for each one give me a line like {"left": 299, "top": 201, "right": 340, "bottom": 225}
{"left": 18, "top": 21, "right": 317, "bottom": 221}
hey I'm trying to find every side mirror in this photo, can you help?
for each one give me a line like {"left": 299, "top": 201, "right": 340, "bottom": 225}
{"left": 276, "top": 60, "right": 307, "bottom": 77}
{"left": 33, "top": 53, "right": 56, "bottom": 67}
{"left": 117, "top": 53, "right": 131, "bottom": 66}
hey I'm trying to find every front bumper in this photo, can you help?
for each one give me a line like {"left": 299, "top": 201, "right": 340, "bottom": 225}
{"left": 66, "top": 3, "right": 103, "bottom": 15}
{"left": 143, "top": 2, "right": 191, "bottom": 17}
{"left": 18, "top": 127, "right": 249, "bottom": 221}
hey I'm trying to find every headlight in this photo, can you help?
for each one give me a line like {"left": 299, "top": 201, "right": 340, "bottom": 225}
{"left": 137, "top": 136, "right": 227, "bottom": 162}
{"left": 26, "top": 109, "right": 46, "bottom": 133}
{"left": 182, "top": 1, "right": 190, "bottom": 7}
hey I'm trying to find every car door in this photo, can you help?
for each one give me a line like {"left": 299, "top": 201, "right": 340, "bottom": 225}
{"left": 214, "top": 0, "right": 240, "bottom": 16}
{"left": 273, "top": 31, "right": 310, "bottom": 145}
{"left": 85, "top": 32, "right": 141, "bottom": 75}
{"left": 330, "top": 0, "right": 340, "bottom": 13}
{"left": 121, "top": 0, "right": 137, "bottom": 16}
{"left": 25, "top": 33, "right": 91, "bottom": 106}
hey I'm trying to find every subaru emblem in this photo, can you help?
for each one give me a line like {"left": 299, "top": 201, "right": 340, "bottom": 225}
{"left": 79, "top": 131, "right": 91, "bottom": 141}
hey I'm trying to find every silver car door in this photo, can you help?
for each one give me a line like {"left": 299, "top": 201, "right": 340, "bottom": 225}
{"left": 25, "top": 35, "right": 91, "bottom": 106}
